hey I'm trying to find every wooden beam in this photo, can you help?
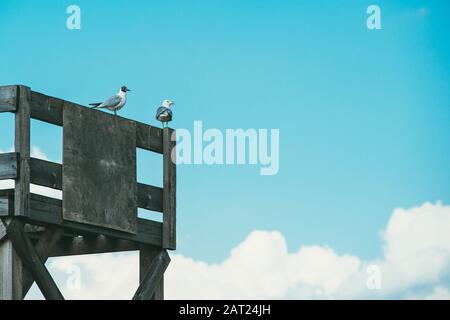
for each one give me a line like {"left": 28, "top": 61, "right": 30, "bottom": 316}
{"left": 29, "top": 158, "right": 163, "bottom": 212}
{"left": 137, "top": 183, "right": 163, "bottom": 212}
{"left": 3, "top": 218, "right": 64, "bottom": 300}
{"left": 28, "top": 90, "right": 164, "bottom": 153}
{"left": 11, "top": 191, "right": 164, "bottom": 246}
{"left": 30, "top": 91, "right": 64, "bottom": 126}
{"left": 163, "top": 128, "right": 176, "bottom": 249}
{"left": 49, "top": 235, "right": 139, "bottom": 257}
{"left": 30, "top": 158, "right": 62, "bottom": 190}
{"left": 0, "top": 219, "right": 23, "bottom": 300}
{"left": 15, "top": 85, "right": 31, "bottom": 217}
{"left": 136, "top": 121, "right": 163, "bottom": 153}
{"left": 0, "top": 153, "right": 18, "bottom": 180}
{"left": 0, "top": 85, "right": 17, "bottom": 112}
{"left": 140, "top": 245, "right": 164, "bottom": 300}
{"left": 22, "top": 227, "right": 63, "bottom": 297}
{"left": 134, "top": 249, "right": 170, "bottom": 300}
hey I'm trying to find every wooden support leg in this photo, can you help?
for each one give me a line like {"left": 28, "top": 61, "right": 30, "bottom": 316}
{"left": 0, "top": 219, "right": 23, "bottom": 300}
{"left": 22, "top": 227, "right": 63, "bottom": 298}
{"left": 3, "top": 218, "right": 64, "bottom": 300}
{"left": 136, "top": 245, "right": 170, "bottom": 300}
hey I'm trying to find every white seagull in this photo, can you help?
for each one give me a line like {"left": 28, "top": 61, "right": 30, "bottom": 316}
{"left": 90, "top": 86, "right": 131, "bottom": 116}
{"left": 155, "top": 99, "right": 175, "bottom": 127}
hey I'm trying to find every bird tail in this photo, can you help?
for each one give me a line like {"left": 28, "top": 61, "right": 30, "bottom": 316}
{"left": 89, "top": 103, "right": 101, "bottom": 108}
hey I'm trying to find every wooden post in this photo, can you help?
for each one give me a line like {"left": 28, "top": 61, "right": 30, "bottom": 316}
{"left": 140, "top": 245, "right": 165, "bottom": 300}
{"left": 136, "top": 246, "right": 170, "bottom": 300}
{"left": 4, "top": 219, "right": 64, "bottom": 300}
{"left": 22, "top": 227, "right": 63, "bottom": 298}
{"left": 0, "top": 219, "right": 23, "bottom": 300}
{"left": 163, "top": 128, "right": 176, "bottom": 250}
{"left": 15, "top": 85, "right": 31, "bottom": 217}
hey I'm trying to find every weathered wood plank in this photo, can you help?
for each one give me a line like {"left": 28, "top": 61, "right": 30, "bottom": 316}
{"left": 30, "top": 158, "right": 62, "bottom": 190}
{"left": 22, "top": 227, "right": 63, "bottom": 297}
{"left": 137, "top": 183, "right": 163, "bottom": 212}
{"left": 15, "top": 86, "right": 31, "bottom": 217}
{"left": 136, "top": 121, "right": 163, "bottom": 153}
{"left": 30, "top": 91, "right": 64, "bottom": 126}
{"left": 63, "top": 104, "right": 138, "bottom": 233}
{"left": 0, "top": 85, "right": 17, "bottom": 112}
{"left": 49, "top": 235, "right": 139, "bottom": 257}
{"left": 134, "top": 249, "right": 170, "bottom": 300}
{"left": 4, "top": 218, "right": 64, "bottom": 300}
{"left": 0, "top": 219, "right": 23, "bottom": 300}
{"left": 163, "top": 128, "right": 176, "bottom": 250}
{"left": 0, "top": 153, "right": 18, "bottom": 180}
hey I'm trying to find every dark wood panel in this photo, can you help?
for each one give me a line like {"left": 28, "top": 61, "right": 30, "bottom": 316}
{"left": 63, "top": 104, "right": 138, "bottom": 233}
{"left": 0, "top": 153, "right": 18, "bottom": 180}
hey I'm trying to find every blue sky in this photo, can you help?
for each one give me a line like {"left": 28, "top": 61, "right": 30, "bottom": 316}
{"left": 1, "top": 0, "right": 449, "bottom": 270}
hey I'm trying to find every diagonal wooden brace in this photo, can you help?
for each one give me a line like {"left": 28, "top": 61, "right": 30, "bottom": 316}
{"left": 3, "top": 218, "right": 64, "bottom": 300}
{"left": 133, "top": 249, "right": 170, "bottom": 300}
{"left": 22, "top": 227, "right": 63, "bottom": 298}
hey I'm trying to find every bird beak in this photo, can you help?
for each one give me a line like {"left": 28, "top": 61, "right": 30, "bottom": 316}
{"left": 170, "top": 101, "right": 175, "bottom": 105}
{"left": 127, "top": 88, "right": 131, "bottom": 92}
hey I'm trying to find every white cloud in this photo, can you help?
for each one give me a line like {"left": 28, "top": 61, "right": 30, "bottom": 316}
{"left": 25, "top": 201, "right": 450, "bottom": 300}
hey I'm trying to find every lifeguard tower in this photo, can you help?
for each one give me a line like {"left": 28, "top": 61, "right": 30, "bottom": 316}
{"left": 0, "top": 85, "right": 176, "bottom": 300}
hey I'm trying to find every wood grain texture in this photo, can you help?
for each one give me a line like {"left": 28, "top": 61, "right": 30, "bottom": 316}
{"left": 163, "top": 128, "right": 176, "bottom": 249}
{"left": 134, "top": 248, "right": 170, "bottom": 300}
{"left": 4, "top": 218, "right": 64, "bottom": 300}
{"left": 30, "top": 158, "right": 62, "bottom": 190}
{"left": 0, "top": 153, "right": 18, "bottom": 180}
{"left": 15, "top": 86, "right": 31, "bottom": 217}
{"left": 63, "top": 104, "right": 138, "bottom": 233}
{"left": 0, "top": 85, "right": 17, "bottom": 112}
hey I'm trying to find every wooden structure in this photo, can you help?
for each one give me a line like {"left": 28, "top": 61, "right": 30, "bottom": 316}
{"left": 0, "top": 85, "right": 176, "bottom": 300}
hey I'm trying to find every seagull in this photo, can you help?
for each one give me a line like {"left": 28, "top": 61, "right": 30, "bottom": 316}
{"left": 155, "top": 99, "right": 175, "bottom": 128}
{"left": 89, "top": 86, "right": 131, "bottom": 116}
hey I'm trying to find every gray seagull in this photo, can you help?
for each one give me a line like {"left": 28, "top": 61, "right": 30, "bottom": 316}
{"left": 155, "top": 99, "right": 175, "bottom": 127}
{"left": 89, "top": 86, "right": 131, "bottom": 116}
